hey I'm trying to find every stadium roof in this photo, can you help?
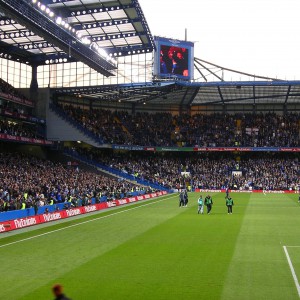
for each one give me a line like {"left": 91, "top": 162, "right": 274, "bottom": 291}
{"left": 1, "top": 1, "right": 300, "bottom": 109}
{"left": 0, "top": 0, "right": 154, "bottom": 75}
{"left": 54, "top": 80, "right": 300, "bottom": 108}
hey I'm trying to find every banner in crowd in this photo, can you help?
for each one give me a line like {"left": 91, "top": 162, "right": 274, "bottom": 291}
{"left": 0, "top": 92, "right": 34, "bottom": 107}
{"left": 0, "top": 134, "right": 53, "bottom": 145}
{"left": 1, "top": 109, "right": 45, "bottom": 124}
{"left": 112, "top": 145, "right": 300, "bottom": 152}
{"left": 113, "top": 145, "right": 145, "bottom": 151}
{"left": 0, "top": 191, "right": 167, "bottom": 233}
{"left": 195, "top": 189, "right": 299, "bottom": 194}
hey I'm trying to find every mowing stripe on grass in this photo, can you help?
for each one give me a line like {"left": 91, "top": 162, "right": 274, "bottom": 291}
{"left": 221, "top": 193, "right": 300, "bottom": 300}
{"left": 0, "top": 194, "right": 177, "bottom": 249}
{"left": 283, "top": 245, "right": 300, "bottom": 297}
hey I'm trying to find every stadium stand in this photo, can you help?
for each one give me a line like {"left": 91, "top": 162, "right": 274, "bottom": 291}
{"left": 0, "top": 151, "right": 151, "bottom": 220}
{"left": 0, "top": 0, "right": 298, "bottom": 228}
{"left": 67, "top": 149, "right": 299, "bottom": 192}
{"left": 0, "top": 78, "right": 32, "bottom": 104}
{"left": 54, "top": 102, "right": 300, "bottom": 147}
{"left": 0, "top": 118, "right": 44, "bottom": 139}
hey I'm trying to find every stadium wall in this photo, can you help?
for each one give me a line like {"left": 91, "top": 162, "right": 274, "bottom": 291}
{"left": 195, "top": 189, "right": 299, "bottom": 194}
{"left": 55, "top": 96, "right": 182, "bottom": 115}
{"left": 191, "top": 103, "right": 300, "bottom": 113}
{"left": 0, "top": 142, "right": 49, "bottom": 159}
{"left": 55, "top": 96, "right": 300, "bottom": 114}
{"left": 0, "top": 191, "right": 168, "bottom": 233}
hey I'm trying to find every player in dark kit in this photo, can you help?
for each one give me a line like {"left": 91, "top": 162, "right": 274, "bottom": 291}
{"left": 204, "top": 195, "right": 213, "bottom": 214}
{"left": 226, "top": 186, "right": 229, "bottom": 198}
{"left": 183, "top": 189, "right": 188, "bottom": 207}
{"left": 179, "top": 191, "right": 185, "bottom": 207}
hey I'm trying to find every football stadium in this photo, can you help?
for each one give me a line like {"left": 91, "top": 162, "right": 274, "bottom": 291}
{"left": 0, "top": 0, "right": 299, "bottom": 299}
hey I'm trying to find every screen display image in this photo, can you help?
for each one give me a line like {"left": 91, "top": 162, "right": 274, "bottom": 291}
{"left": 160, "top": 45, "right": 189, "bottom": 77}
{"left": 154, "top": 36, "right": 194, "bottom": 80}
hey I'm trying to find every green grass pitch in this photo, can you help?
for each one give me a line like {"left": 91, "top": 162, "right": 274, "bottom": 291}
{"left": 1, "top": 192, "right": 300, "bottom": 300}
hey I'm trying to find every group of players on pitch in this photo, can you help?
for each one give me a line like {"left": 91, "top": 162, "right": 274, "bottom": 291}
{"left": 197, "top": 194, "right": 234, "bottom": 215}
{"left": 179, "top": 190, "right": 234, "bottom": 214}
{"left": 197, "top": 194, "right": 234, "bottom": 214}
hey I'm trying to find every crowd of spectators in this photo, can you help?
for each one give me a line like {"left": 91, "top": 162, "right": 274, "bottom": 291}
{"left": 76, "top": 148, "right": 299, "bottom": 192}
{"left": 0, "top": 119, "right": 44, "bottom": 139}
{"left": 189, "top": 156, "right": 299, "bottom": 191}
{"left": 0, "top": 152, "right": 145, "bottom": 213}
{"left": 56, "top": 104, "right": 127, "bottom": 144}
{"left": 0, "top": 79, "right": 44, "bottom": 140}
{"left": 56, "top": 103, "right": 300, "bottom": 147}
{"left": 0, "top": 149, "right": 298, "bottom": 215}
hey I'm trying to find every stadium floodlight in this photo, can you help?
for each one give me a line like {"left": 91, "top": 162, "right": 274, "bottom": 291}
{"left": 17, "top": 0, "right": 117, "bottom": 72}
{"left": 56, "top": 17, "right": 62, "bottom": 25}
{"left": 90, "top": 42, "right": 98, "bottom": 50}
{"left": 98, "top": 48, "right": 108, "bottom": 59}
{"left": 109, "top": 57, "right": 117, "bottom": 65}
{"left": 81, "top": 37, "right": 91, "bottom": 45}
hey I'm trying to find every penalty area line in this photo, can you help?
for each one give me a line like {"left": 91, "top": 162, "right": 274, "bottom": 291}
{"left": 283, "top": 245, "right": 300, "bottom": 297}
{"left": 0, "top": 194, "right": 177, "bottom": 249}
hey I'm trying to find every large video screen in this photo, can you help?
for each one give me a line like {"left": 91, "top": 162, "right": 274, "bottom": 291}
{"left": 154, "top": 37, "right": 194, "bottom": 80}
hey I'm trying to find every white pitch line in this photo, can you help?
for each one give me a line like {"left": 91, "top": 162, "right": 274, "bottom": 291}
{"left": 283, "top": 245, "right": 300, "bottom": 297}
{"left": 0, "top": 195, "right": 177, "bottom": 249}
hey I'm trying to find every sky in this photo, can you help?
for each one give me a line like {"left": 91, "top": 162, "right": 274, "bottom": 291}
{"left": 138, "top": 0, "right": 300, "bottom": 81}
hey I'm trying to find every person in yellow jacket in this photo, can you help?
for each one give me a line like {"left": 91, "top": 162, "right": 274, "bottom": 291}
{"left": 204, "top": 195, "right": 213, "bottom": 214}
{"left": 21, "top": 201, "right": 26, "bottom": 210}
{"left": 226, "top": 196, "right": 234, "bottom": 214}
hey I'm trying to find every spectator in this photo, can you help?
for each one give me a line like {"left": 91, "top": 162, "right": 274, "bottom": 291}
{"left": 52, "top": 284, "right": 71, "bottom": 300}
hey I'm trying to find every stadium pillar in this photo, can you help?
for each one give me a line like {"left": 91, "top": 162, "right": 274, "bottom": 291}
{"left": 283, "top": 104, "right": 287, "bottom": 114}
{"left": 132, "top": 103, "right": 136, "bottom": 116}
{"left": 30, "top": 64, "right": 38, "bottom": 92}
{"left": 222, "top": 103, "right": 226, "bottom": 114}
{"left": 30, "top": 64, "right": 39, "bottom": 115}
{"left": 179, "top": 105, "right": 188, "bottom": 115}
